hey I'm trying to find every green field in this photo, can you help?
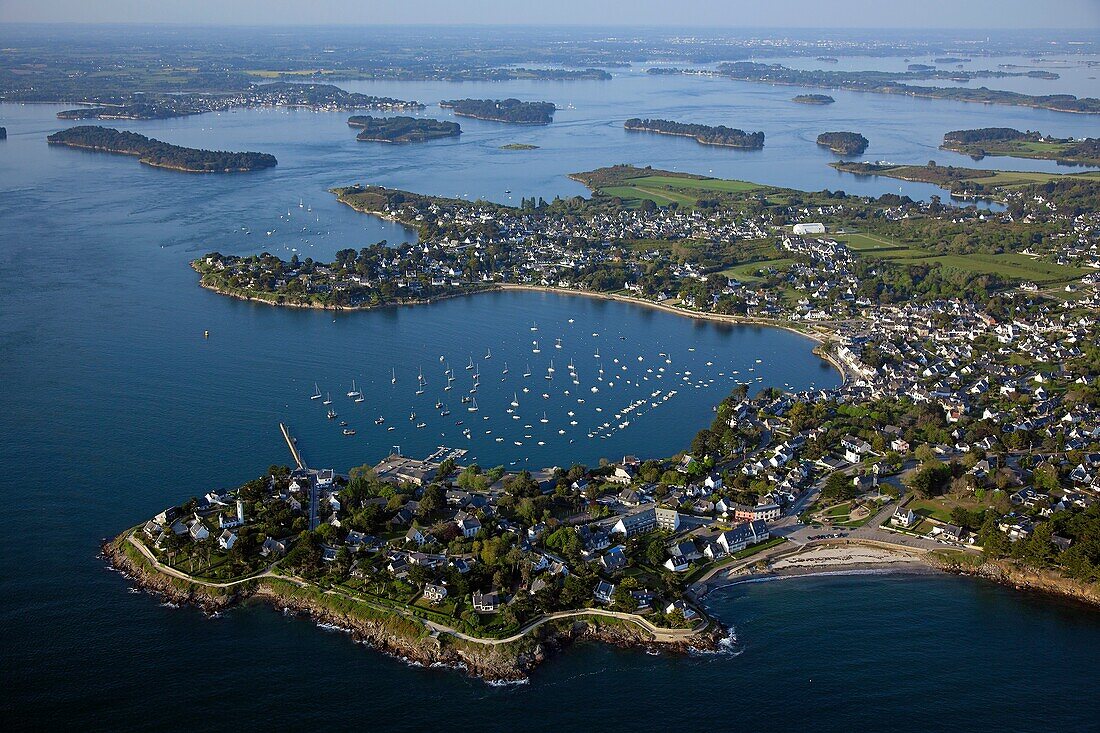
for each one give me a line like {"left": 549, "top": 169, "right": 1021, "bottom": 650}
{"left": 601, "top": 185, "right": 698, "bottom": 207}
{"left": 629, "top": 175, "right": 763, "bottom": 194}
{"left": 833, "top": 231, "right": 1086, "bottom": 284}
{"left": 720, "top": 258, "right": 794, "bottom": 281}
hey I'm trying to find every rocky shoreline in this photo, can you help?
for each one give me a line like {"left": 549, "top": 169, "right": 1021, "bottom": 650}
{"left": 103, "top": 535, "right": 724, "bottom": 683}
{"left": 929, "top": 554, "right": 1100, "bottom": 607}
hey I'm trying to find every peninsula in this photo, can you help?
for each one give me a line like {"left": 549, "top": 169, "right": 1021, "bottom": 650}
{"left": 347, "top": 115, "right": 461, "bottom": 143}
{"left": 829, "top": 159, "right": 1100, "bottom": 199}
{"left": 792, "top": 94, "right": 835, "bottom": 105}
{"left": 47, "top": 126, "right": 277, "bottom": 172}
{"left": 816, "top": 131, "right": 869, "bottom": 155}
{"left": 148, "top": 162, "right": 1100, "bottom": 679}
{"left": 439, "top": 99, "right": 557, "bottom": 124}
{"left": 624, "top": 118, "right": 765, "bottom": 149}
{"left": 54, "top": 82, "right": 423, "bottom": 120}
{"left": 941, "top": 128, "right": 1100, "bottom": 167}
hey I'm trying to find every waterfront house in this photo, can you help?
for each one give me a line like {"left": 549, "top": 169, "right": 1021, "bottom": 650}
{"left": 891, "top": 506, "right": 918, "bottom": 528}
{"left": 593, "top": 580, "right": 616, "bottom": 604}
{"left": 472, "top": 591, "right": 500, "bottom": 613}
{"left": 261, "top": 536, "right": 289, "bottom": 558}
{"left": 423, "top": 583, "right": 448, "bottom": 604}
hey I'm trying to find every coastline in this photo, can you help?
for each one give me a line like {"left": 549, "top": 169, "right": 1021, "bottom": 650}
{"left": 104, "top": 531, "right": 724, "bottom": 682}
{"left": 699, "top": 540, "right": 1100, "bottom": 609}
{"left": 193, "top": 271, "right": 849, "bottom": 383}
{"left": 48, "top": 140, "right": 273, "bottom": 173}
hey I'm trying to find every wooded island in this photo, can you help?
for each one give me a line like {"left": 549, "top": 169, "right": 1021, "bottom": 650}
{"left": 46, "top": 126, "right": 278, "bottom": 172}
{"left": 624, "top": 118, "right": 765, "bottom": 149}
{"left": 348, "top": 116, "right": 461, "bottom": 143}
{"left": 439, "top": 99, "right": 557, "bottom": 124}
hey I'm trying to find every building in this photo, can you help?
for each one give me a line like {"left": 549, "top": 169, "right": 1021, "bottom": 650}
{"left": 471, "top": 591, "right": 500, "bottom": 613}
{"left": 716, "top": 520, "right": 770, "bottom": 554}
{"left": 611, "top": 507, "right": 680, "bottom": 537}
{"left": 891, "top": 506, "right": 917, "bottom": 528}
{"left": 733, "top": 503, "right": 781, "bottom": 523}
{"left": 423, "top": 583, "right": 448, "bottom": 603}
{"left": 792, "top": 222, "right": 826, "bottom": 235}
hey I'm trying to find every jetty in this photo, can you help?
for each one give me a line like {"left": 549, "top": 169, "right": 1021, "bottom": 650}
{"left": 280, "top": 421, "right": 306, "bottom": 470}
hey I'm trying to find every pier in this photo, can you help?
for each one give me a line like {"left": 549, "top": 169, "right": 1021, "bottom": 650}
{"left": 280, "top": 422, "right": 306, "bottom": 470}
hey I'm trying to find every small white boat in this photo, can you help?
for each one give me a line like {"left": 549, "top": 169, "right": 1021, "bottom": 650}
{"left": 555, "top": 338, "right": 562, "bottom": 349}
{"left": 310, "top": 383, "right": 322, "bottom": 400}
{"left": 485, "top": 348, "right": 492, "bottom": 360}
{"left": 391, "top": 368, "right": 397, "bottom": 385}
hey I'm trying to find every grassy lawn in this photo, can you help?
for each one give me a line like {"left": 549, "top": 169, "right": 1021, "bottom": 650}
{"left": 601, "top": 185, "right": 695, "bottom": 207}
{"left": 831, "top": 231, "right": 908, "bottom": 252}
{"left": 887, "top": 253, "right": 1086, "bottom": 282}
{"left": 630, "top": 175, "right": 762, "bottom": 194}
{"left": 720, "top": 258, "right": 794, "bottom": 281}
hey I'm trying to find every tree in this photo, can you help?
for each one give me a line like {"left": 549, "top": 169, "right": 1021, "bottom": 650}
{"left": 822, "top": 471, "right": 857, "bottom": 502}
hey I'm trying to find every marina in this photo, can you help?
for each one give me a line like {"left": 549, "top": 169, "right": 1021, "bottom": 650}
{"left": 287, "top": 290, "right": 838, "bottom": 468}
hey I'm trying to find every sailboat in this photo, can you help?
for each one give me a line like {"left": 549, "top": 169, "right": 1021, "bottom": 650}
{"left": 467, "top": 397, "right": 479, "bottom": 413}
{"left": 540, "top": 412, "right": 549, "bottom": 424}
{"left": 594, "top": 347, "right": 600, "bottom": 358}
{"left": 523, "top": 363, "right": 532, "bottom": 377}
{"left": 548, "top": 359, "right": 555, "bottom": 373}
{"left": 354, "top": 390, "right": 365, "bottom": 403}
{"left": 310, "top": 383, "right": 322, "bottom": 400}
{"left": 485, "top": 347, "right": 492, "bottom": 360}
{"left": 466, "top": 356, "right": 475, "bottom": 371}
{"left": 391, "top": 368, "right": 396, "bottom": 385}
{"left": 511, "top": 392, "right": 519, "bottom": 407}
{"left": 530, "top": 322, "right": 538, "bottom": 332}
{"left": 532, "top": 341, "right": 540, "bottom": 354}
{"left": 555, "top": 338, "right": 562, "bottom": 349}
{"left": 322, "top": 392, "right": 332, "bottom": 405}
{"left": 346, "top": 380, "right": 361, "bottom": 398}
{"left": 502, "top": 362, "right": 509, "bottom": 375}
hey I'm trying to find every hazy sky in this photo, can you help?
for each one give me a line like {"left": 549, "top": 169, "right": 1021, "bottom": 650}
{"left": 2, "top": 0, "right": 1099, "bottom": 28}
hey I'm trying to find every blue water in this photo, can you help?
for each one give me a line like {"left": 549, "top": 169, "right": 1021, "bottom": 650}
{"left": 3, "top": 58, "right": 1100, "bottom": 732}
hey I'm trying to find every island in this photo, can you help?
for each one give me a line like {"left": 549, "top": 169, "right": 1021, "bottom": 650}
{"left": 46, "top": 126, "right": 277, "bottom": 172}
{"left": 655, "top": 62, "right": 1100, "bottom": 114}
{"left": 941, "top": 128, "right": 1100, "bottom": 167}
{"left": 347, "top": 115, "right": 461, "bottom": 143}
{"left": 624, "top": 118, "right": 765, "bottom": 149}
{"left": 54, "top": 82, "right": 424, "bottom": 121}
{"left": 816, "top": 131, "right": 869, "bottom": 155}
{"left": 439, "top": 99, "right": 557, "bottom": 125}
{"left": 792, "top": 94, "right": 835, "bottom": 105}
{"left": 500, "top": 143, "right": 540, "bottom": 150}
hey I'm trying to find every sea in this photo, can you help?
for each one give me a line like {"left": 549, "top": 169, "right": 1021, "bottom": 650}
{"left": 2, "top": 52, "right": 1099, "bottom": 731}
